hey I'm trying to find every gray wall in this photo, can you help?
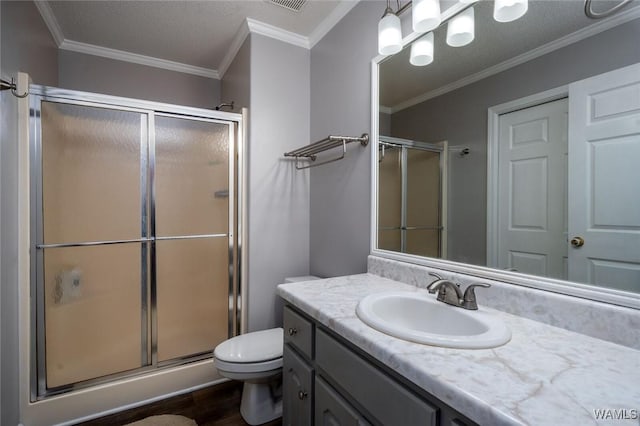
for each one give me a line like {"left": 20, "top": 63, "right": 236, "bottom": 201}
{"left": 58, "top": 50, "right": 220, "bottom": 109}
{"left": 390, "top": 19, "right": 640, "bottom": 266}
{"left": 379, "top": 112, "right": 391, "bottom": 136}
{"left": 221, "top": 38, "right": 250, "bottom": 109}
{"left": 1, "top": 2, "right": 59, "bottom": 425}
{"left": 309, "top": 1, "right": 384, "bottom": 277}
{"left": 246, "top": 34, "right": 311, "bottom": 331}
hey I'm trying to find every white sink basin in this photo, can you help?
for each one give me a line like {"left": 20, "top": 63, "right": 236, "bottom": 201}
{"left": 356, "top": 291, "right": 511, "bottom": 349}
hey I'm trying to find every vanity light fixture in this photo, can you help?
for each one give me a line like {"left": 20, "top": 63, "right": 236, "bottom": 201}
{"left": 446, "top": 6, "right": 475, "bottom": 47}
{"left": 410, "top": 32, "right": 434, "bottom": 66}
{"left": 378, "top": 0, "right": 403, "bottom": 55}
{"left": 379, "top": 0, "right": 529, "bottom": 65}
{"left": 493, "top": 0, "right": 529, "bottom": 23}
{"left": 412, "top": 0, "right": 441, "bottom": 32}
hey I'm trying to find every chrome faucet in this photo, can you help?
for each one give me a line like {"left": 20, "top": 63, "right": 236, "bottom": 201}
{"left": 427, "top": 273, "right": 491, "bottom": 310}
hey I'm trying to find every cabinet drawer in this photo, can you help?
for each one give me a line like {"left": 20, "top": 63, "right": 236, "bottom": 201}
{"left": 283, "top": 344, "right": 313, "bottom": 426}
{"left": 284, "top": 306, "right": 314, "bottom": 359}
{"left": 316, "top": 377, "right": 370, "bottom": 426}
{"left": 316, "top": 329, "right": 438, "bottom": 426}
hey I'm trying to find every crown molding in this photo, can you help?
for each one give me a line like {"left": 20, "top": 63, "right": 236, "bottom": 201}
{"left": 60, "top": 40, "right": 220, "bottom": 79}
{"left": 379, "top": 105, "right": 392, "bottom": 114}
{"left": 218, "top": 20, "right": 251, "bottom": 79}
{"left": 308, "top": 0, "right": 360, "bottom": 48}
{"left": 34, "top": 0, "right": 64, "bottom": 46}
{"left": 389, "top": 6, "right": 640, "bottom": 114}
{"left": 246, "top": 18, "right": 310, "bottom": 49}
{"left": 34, "top": 0, "right": 361, "bottom": 82}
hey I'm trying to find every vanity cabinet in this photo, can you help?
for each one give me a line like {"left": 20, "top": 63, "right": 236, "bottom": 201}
{"left": 282, "top": 305, "right": 476, "bottom": 426}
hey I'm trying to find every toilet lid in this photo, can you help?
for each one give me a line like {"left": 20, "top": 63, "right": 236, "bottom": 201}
{"left": 214, "top": 328, "right": 283, "bottom": 363}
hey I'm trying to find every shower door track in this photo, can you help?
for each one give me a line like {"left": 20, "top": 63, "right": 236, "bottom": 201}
{"left": 29, "top": 86, "right": 244, "bottom": 401}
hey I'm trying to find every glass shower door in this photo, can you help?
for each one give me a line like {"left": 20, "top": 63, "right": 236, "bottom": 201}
{"left": 38, "top": 101, "right": 147, "bottom": 389}
{"left": 33, "top": 89, "right": 240, "bottom": 399}
{"left": 406, "top": 148, "right": 442, "bottom": 258}
{"left": 154, "top": 115, "right": 233, "bottom": 363}
{"left": 377, "top": 138, "right": 444, "bottom": 258}
{"left": 378, "top": 145, "right": 402, "bottom": 252}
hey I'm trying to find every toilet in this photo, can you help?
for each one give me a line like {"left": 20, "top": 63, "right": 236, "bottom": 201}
{"left": 213, "top": 275, "right": 320, "bottom": 425}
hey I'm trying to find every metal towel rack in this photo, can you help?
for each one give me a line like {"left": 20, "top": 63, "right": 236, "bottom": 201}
{"left": 284, "top": 133, "right": 369, "bottom": 170}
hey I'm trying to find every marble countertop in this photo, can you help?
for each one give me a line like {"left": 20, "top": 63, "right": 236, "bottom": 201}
{"left": 277, "top": 274, "right": 640, "bottom": 426}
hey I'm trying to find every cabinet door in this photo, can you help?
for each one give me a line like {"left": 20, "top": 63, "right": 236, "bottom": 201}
{"left": 316, "top": 329, "right": 438, "bottom": 425}
{"left": 283, "top": 344, "right": 313, "bottom": 426}
{"left": 315, "top": 377, "right": 370, "bottom": 426}
{"left": 284, "top": 306, "right": 314, "bottom": 359}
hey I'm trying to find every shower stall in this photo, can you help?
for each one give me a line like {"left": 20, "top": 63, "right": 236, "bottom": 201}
{"left": 377, "top": 136, "right": 447, "bottom": 258}
{"left": 28, "top": 86, "right": 243, "bottom": 400}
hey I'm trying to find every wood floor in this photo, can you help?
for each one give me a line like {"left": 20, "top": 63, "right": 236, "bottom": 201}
{"left": 77, "top": 381, "right": 282, "bottom": 426}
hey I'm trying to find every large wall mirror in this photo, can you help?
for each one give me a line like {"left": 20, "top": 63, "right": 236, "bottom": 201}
{"left": 371, "top": 0, "right": 640, "bottom": 308}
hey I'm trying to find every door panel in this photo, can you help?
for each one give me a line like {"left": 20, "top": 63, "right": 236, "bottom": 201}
{"left": 156, "top": 237, "right": 229, "bottom": 362}
{"left": 568, "top": 63, "right": 640, "bottom": 292}
{"left": 497, "top": 98, "right": 568, "bottom": 278}
{"left": 378, "top": 146, "right": 402, "bottom": 252}
{"left": 41, "top": 102, "right": 143, "bottom": 244}
{"left": 155, "top": 116, "right": 230, "bottom": 237}
{"left": 43, "top": 244, "right": 143, "bottom": 388}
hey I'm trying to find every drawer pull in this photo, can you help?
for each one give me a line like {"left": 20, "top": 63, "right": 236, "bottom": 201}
{"left": 298, "top": 390, "right": 308, "bottom": 400}
{"left": 288, "top": 327, "right": 298, "bottom": 336}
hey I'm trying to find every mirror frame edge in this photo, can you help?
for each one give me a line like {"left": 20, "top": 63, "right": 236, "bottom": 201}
{"left": 369, "top": 54, "right": 640, "bottom": 311}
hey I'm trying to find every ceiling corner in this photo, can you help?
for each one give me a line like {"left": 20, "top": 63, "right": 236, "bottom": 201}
{"left": 246, "top": 17, "right": 311, "bottom": 49}
{"left": 34, "top": 0, "right": 65, "bottom": 47}
{"left": 218, "top": 20, "right": 251, "bottom": 79}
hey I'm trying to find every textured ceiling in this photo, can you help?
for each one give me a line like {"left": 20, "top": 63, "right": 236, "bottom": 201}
{"left": 380, "top": 0, "right": 640, "bottom": 109}
{"left": 48, "top": 0, "right": 347, "bottom": 69}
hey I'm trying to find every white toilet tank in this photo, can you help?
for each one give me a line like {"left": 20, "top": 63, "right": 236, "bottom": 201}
{"left": 284, "top": 276, "right": 320, "bottom": 283}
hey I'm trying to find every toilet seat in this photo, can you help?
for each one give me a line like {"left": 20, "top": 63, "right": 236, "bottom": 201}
{"left": 215, "top": 357, "right": 282, "bottom": 374}
{"left": 214, "top": 327, "right": 283, "bottom": 374}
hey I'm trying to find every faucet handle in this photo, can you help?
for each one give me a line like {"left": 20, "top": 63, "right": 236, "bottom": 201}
{"left": 462, "top": 283, "right": 491, "bottom": 310}
{"left": 428, "top": 272, "right": 443, "bottom": 281}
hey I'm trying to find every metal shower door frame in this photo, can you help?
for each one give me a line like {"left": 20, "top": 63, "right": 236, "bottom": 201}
{"left": 28, "top": 86, "right": 244, "bottom": 400}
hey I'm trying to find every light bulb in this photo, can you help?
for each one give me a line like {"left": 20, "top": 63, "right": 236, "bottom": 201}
{"left": 494, "top": 0, "right": 528, "bottom": 23}
{"left": 413, "top": 0, "right": 441, "bottom": 33}
{"left": 378, "top": 10, "right": 403, "bottom": 55}
{"left": 446, "top": 7, "right": 475, "bottom": 47}
{"left": 410, "top": 32, "right": 434, "bottom": 66}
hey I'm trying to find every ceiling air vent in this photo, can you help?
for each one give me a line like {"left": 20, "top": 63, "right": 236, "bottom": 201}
{"left": 267, "top": 0, "right": 307, "bottom": 12}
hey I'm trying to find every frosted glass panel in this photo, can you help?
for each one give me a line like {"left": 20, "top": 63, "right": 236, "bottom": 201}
{"left": 43, "top": 244, "right": 142, "bottom": 388}
{"left": 41, "top": 102, "right": 142, "bottom": 244}
{"left": 406, "top": 229, "right": 440, "bottom": 258}
{"left": 407, "top": 149, "right": 441, "bottom": 257}
{"left": 379, "top": 229, "right": 401, "bottom": 252}
{"left": 155, "top": 117, "right": 230, "bottom": 236}
{"left": 378, "top": 147, "right": 401, "bottom": 228}
{"left": 406, "top": 149, "right": 440, "bottom": 228}
{"left": 156, "top": 238, "right": 229, "bottom": 362}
